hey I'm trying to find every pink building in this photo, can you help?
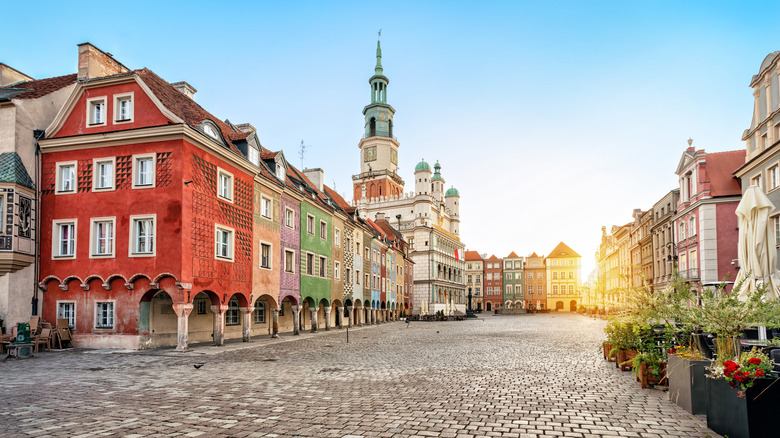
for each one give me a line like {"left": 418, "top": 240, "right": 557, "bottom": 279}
{"left": 673, "top": 145, "right": 745, "bottom": 293}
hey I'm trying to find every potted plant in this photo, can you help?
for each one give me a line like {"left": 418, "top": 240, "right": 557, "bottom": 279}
{"left": 608, "top": 320, "right": 639, "bottom": 371}
{"left": 602, "top": 321, "right": 617, "bottom": 362}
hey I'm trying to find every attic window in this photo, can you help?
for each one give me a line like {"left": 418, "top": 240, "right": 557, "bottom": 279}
{"left": 276, "top": 165, "right": 285, "bottom": 180}
{"left": 203, "top": 124, "right": 219, "bottom": 139}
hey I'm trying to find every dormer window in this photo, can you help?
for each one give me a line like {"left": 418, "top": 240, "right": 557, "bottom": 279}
{"left": 87, "top": 97, "right": 107, "bottom": 126}
{"left": 203, "top": 124, "right": 219, "bottom": 140}
{"left": 114, "top": 93, "right": 133, "bottom": 123}
{"left": 276, "top": 164, "right": 285, "bottom": 180}
{"left": 248, "top": 147, "right": 259, "bottom": 166}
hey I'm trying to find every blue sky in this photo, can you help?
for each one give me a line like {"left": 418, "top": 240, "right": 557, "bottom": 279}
{"left": 3, "top": 1, "right": 779, "bottom": 277}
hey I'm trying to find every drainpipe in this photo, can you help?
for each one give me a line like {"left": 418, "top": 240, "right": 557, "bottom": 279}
{"left": 32, "top": 129, "right": 45, "bottom": 316}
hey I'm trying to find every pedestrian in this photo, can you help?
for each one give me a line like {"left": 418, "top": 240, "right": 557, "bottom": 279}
{"left": 405, "top": 316, "right": 410, "bottom": 327}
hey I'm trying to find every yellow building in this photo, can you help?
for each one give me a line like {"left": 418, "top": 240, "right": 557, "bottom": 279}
{"left": 545, "top": 242, "right": 582, "bottom": 311}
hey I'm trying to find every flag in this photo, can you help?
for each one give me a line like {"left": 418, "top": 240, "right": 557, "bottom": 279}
{"left": 454, "top": 249, "right": 461, "bottom": 261}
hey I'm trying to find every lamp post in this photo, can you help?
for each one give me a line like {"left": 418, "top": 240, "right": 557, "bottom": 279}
{"left": 466, "top": 287, "right": 476, "bottom": 318}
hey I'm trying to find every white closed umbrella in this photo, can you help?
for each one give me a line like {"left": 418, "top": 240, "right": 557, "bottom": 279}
{"left": 735, "top": 185, "right": 780, "bottom": 302}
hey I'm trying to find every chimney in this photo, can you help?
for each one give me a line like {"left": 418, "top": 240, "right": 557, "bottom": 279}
{"left": 235, "top": 123, "right": 256, "bottom": 133}
{"left": 77, "top": 43, "right": 130, "bottom": 81}
{"left": 302, "top": 168, "right": 324, "bottom": 192}
{"left": 171, "top": 81, "right": 197, "bottom": 100}
{"left": 0, "top": 63, "right": 34, "bottom": 86}
{"left": 375, "top": 212, "right": 386, "bottom": 222}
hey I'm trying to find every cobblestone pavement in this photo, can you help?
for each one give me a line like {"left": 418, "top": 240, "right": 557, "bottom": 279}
{"left": 0, "top": 313, "right": 721, "bottom": 438}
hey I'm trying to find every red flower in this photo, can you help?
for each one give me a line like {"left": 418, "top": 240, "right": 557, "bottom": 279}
{"left": 749, "top": 357, "right": 761, "bottom": 365}
{"left": 724, "top": 369, "right": 733, "bottom": 378}
{"left": 668, "top": 347, "right": 677, "bottom": 354}
{"left": 724, "top": 360, "right": 738, "bottom": 369}
{"left": 734, "top": 371, "right": 749, "bottom": 383}
{"left": 756, "top": 369, "right": 765, "bottom": 378}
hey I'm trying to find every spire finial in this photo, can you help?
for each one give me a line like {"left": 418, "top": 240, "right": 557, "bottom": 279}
{"left": 687, "top": 137, "right": 693, "bottom": 146}
{"left": 375, "top": 30, "right": 383, "bottom": 74}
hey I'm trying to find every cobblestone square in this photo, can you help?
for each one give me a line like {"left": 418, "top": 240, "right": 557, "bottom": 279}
{"left": 0, "top": 314, "right": 720, "bottom": 437}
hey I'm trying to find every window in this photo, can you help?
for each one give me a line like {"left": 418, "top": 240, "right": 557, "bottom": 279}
{"left": 204, "top": 124, "right": 219, "bottom": 140}
{"left": 771, "top": 166, "right": 779, "bottom": 190}
{"left": 284, "top": 249, "right": 295, "bottom": 273}
{"left": 506, "top": 285, "right": 511, "bottom": 295}
{"left": 254, "top": 302, "right": 265, "bottom": 323}
{"left": 226, "top": 299, "right": 240, "bottom": 325}
{"left": 364, "top": 247, "right": 369, "bottom": 259}
{"left": 528, "top": 285, "right": 533, "bottom": 294}
{"left": 132, "top": 154, "right": 155, "bottom": 188}
{"left": 569, "top": 272, "right": 573, "bottom": 279}
{"left": 537, "top": 273, "right": 542, "bottom": 279}
{"left": 335, "top": 261, "right": 340, "bottom": 280}
{"left": 285, "top": 208, "right": 295, "bottom": 228}
{"left": 57, "top": 302, "right": 75, "bottom": 329}
{"left": 775, "top": 216, "right": 780, "bottom": 245}
{"left": 345, "top": 267, "right": 351, "bottom": 283}
{"left": 307, "top": 214, "right": 315, "bottom": 234}
{"left": 356, "top": 269, "right": 361, "bottom": 284}
{"left": 552, "top": 272, "right": 558, "bottom": 280}
{"left": 365, "top": 273, "right": 369, "bottom": 286}
{"left": 335, "top": 229, "right": 341, "bottom": 247}
{"left": 56, "top": 162, "right": 76, "bottom": 194}
{"left": 527, "top": 272, "right": 533, "bottom": 279}
{"left": 276, "top": 164, "right": 285, "bottom": 180}
{"left": 306, "top": 253, "right": 314, "bottom": 275}
{"left": 248, "top": 147, "right": 259, "bottom": 166}
{"left": 689, "top": 216, "right": 697, "bottom": 236}
{"left": 261, "top": 197, "right": 272, "bottom": 219}
{"left": 568, "top": 260, "right": 573, "bottom": 265}
{"left": 467, "top": 275, "right": 472, "bottom": 283}
{"left": 130, "top": 215, "right": 155, "bottom": 256}
{"left": 92, "top": 157, "right": 115, "bottom": 191}
{"left": 552, "top": 285, "right": 558, "bottom": 294}
{"left": 90, "top": 218, "right": 115, "bottom": 257}
{"left": 215, "top": 225, "right": 234, "bottom": 260}
{"left": 87, "top": 97, "right": 107, "bottom": 126}
{"left": 260, "top": 242, "right": 271, "bottom": 269}
{"left": 217, "top": 168, "right": 233, "bottom": 201}
{"left": 197, "top": 300, "right": 207, "bottom": 315}
{"left": 95, "top": 302, "right": 114, "bottom": 329}
{"left": 752, "top": 174, "right": 763, "bottom": 190}
{"left": 320, "top": 220, "right": 327, "bottom": 239}
{"left": 679, "top": 222, "right": 686, "bottom": 241}
{"left": 114, "top": 93, "right": 133, "bottom": 122}
{"left": 476, "top": 275, "right": 481, "bottom": 283}
{"left": 53, "top": 219, "right": 76, "bottom": 258}
{"left": 505, "top": 273, "right": 511, "bottom": 280}
{"left": 569, "top": 285, "right": 575, "bottom": 294}
{"left": 537, "top": 286, "right": 542, "bottom": 294}
{"left": 319, "top": 256, "right": 326, "bottom": 277}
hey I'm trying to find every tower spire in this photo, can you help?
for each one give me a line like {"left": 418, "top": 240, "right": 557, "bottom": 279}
{"left": 375, "top": 31, "right": 383, "bottom": 75}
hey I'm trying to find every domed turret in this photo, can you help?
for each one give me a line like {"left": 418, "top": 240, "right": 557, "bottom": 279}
{"left": 431, "top": 161, "right": 445, "bottom": 202}
{"left": 415, "top": 160, "right": 431, "bottom": 172}
{"left": 415, "top": 158, "right": 432, "bottom": 196}
{"left": 445, "top": 187, "right": 459, "bottom": 197}
{"left": 445, "top": 185, "right": 460, "bottom": 235}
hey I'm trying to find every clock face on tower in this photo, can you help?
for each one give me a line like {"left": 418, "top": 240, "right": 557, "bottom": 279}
{"left": 364, "top": 146, "right": 377, "bottom": 162}
{"left": 391, "top": 149, "right": 397, "bottom": 165}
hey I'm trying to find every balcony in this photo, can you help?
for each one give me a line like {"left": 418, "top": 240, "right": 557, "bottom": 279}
{"left": 678, "top": 268, "right": 699, "bottom": 281}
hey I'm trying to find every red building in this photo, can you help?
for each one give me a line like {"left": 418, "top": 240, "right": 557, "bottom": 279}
{"left": 673, "top": 147, "right": 744, "bottom": 293}
{"left": 38, "top": 44, "right": 264, "bottom": 349}
{"left": 483, "top": 254, "right": 503, "bottom": 311}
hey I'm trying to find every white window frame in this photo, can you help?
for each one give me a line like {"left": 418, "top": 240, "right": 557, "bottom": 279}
{"left": 89, "top": 217, "right": 116, "bottom": 258}
{"left": 261, "top": 196, "right": 272, "bottom": 219}
{"left": 129, "top": 214, "right": 156, "bottom": 257}
{"left": 86, "top": 96, "right": 107, "bottom": 126}
{"left": 284, "top": 248, "right": 295, "bottom": 273}
{"left": 306, "top": 252, "right": 314, "bottom": 275}
{"left": 55, "top": 161, "right": 77, "bottom": 194}
{"left": 57, "top": 301, "right": 76, "bottom": 329}
{"left": 334, "top": 261, "right": 340, "bottom": 280}
{"left": 319, "top": 256, "right": 326, "bottom": 277}
{"left": 334, "top": 228, "right": 341, "bottom": 247}
{"left": 214, "top": 224, "right": 235, "bottom": 261}
{"left": 320, "top": 220, "right": 327, "bottom": 240}
{"left": 254, "top": 301, "right": 265, "bottom": 323}
{"left": 92, "top": 157, "right": 116, "bottom": 192}
{"left": 306, "top": 214, "right": 315, "bottom": 235}
{"left": 94, "top": 301, "right": 115, "bottom": 329}
{"left": 770, "top": 165, "right": 780, "bottom": 190}
{"left": 679, "top": 222, "right": 686, "bottom": 242}
{"left": 285, "top": 208, "right": 295, "bottom": 229}
{"left": 113, "top": 92, "right": 134, "bottom": 123}
{"left": 260, "top": 241, "right": 272, "bottom": 269}
{"left": 752, "top": 173, "right": 763, "bottom": 190}
{"left": 132, "top": 153, "right": 156, "bottom": 189}
{"left": 217, "top": 167, "right": 234, "bottom": 202}
{"left": 225, "top": 299, "right": 240, "bottom": 326}
{"left": 52, "top": 219, "right": 77, "bottom": 259}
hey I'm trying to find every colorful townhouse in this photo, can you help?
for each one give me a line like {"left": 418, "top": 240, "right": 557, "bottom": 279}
{"left": 503, "top": 251, "right": 524, "bottom": 309}
{"left": 545, "top": 242, "right": 581, "bottom": 311}
{"left": 464, "top": 251, "right": 483, "bottom": 311}
{"left": 484, "top": 254, "right": 503, "bottom": 311}
{"left": 673, "top": 146, "right": 744, "bottom": 293}
{"left": 524, "top": 253, "right": 546, "bottom": 310}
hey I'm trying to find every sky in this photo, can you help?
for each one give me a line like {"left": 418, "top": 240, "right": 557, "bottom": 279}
{"left": 3, "top": 0, "right": 779, "bottom": 278}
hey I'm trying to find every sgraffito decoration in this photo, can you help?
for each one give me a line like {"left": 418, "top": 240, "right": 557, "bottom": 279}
{"left": 77, "top": 160, "right": 91, "bottom": 193}
{"left": 115, "top": 155, "right": 132, "bottom": 189}
{"left": 41, "top": 163, "right": 56, "bottom": 196}
{"left": 156, "top": 152, "right": 172, "bottom": 187}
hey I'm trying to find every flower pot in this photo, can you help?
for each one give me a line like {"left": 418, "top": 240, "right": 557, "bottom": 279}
{"left": 638, "top": 361, "right": 667, "bottom": 389}
{"left": 602, "top": 342, "right": 615, "bottom": 362}
{"left": 618, "top": 349, "right": 637, "bottom": 371}
{"left": 706, "top": 377, "right": 780, "bottom": 438}
{"left": 667, "top": 354, "right": 711, "bottom": 415}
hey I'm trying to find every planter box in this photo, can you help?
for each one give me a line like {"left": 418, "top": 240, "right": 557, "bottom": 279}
{"left": 602, "top": 342, "right": 615, "bottom": 362}
{"left": 638, "top": 361, "right": 667, "bottom": 389}
{"left": 617, "top": 349, "right": 637, "bottom": 371}
{"left": 706, "top": 377, "right": 780, "bottom": 438}
{"left": 667, "top": 354, "right": 711, "bottom": 415}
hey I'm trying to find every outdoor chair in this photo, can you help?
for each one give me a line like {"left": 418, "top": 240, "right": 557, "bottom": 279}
{"left": 28, "top": 316, "right": 41, "bottom": 336}
{"left": 33, "top": 328, "right": 51, "bottom": 353}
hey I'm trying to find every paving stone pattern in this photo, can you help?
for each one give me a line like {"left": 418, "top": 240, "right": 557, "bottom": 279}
{"left": 0, "top": 314, "right": 721, "bottom": 438}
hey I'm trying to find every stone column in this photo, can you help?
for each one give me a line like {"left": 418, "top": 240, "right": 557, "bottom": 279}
{"left": 347, "top": 306, "right": 353, "bottom": 328}
{"left": 241, "top": 307, "right": 254, "bottom": 342}
{"left": 172, "top": 303, "right": 193, "bottom": 352}
{"left": 211, "top": 305, "right": 228, "bottom": 346}
{"left": 271, "top": 308, "right": 279, "bottom": 338}
{"left": 310, "top": 306, "right": 319, "bottom": 333}
{"left": 292, "top": 305, "right": 300, "bottom": 335}
{"left": 371, "top": 308, "right": 376, "bottom": 324}
{"left": 335, "top": 306, "right": 342, "bottom": 329}
{"left": 324, "top": 306, "right": 332, "bottom": 331}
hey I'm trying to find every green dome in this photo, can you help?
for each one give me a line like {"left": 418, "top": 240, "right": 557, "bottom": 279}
{"left": 431, "top": 173, "right": 442, "bottom": 180}
{"left": 415, "top": 160, "right": 431, "bottom": 172}
{"left": 446, "top": 187, "right": 459, "bottom": 197}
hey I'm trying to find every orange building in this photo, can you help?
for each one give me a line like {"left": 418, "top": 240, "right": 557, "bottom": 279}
{"left": 483, "top": 255, "right": 503, "bottom": 311}
{"left": 524, "top": 252, "right": 546, "bottom": 310}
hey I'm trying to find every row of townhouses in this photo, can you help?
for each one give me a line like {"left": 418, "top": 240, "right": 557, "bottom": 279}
{"left": 463, "top": 242, "right": 582, "bottom": 312}
{"left": 0, "top": 41, "right": 467, "bottom": 349}
{"left": 590, "top": 52, "right": 780, "bottom": 311}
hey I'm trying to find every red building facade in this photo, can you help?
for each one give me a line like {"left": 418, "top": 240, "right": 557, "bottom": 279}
{"left": 483, "top": 254, "right": 503, "bottom": 311}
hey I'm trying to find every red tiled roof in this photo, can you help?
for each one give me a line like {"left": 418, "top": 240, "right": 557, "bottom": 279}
{"left": 546, "top": 242, "right": 580, "bottom": 258}
{"left": 137, "top": 68, "right": 247, "bottom": 155}
{"left": 486, "top": 254, "right": 500, "bottom": 261}
{"left": 323, "top": 184, "right": 352, "bottom": 212}
{"left": 705, "top": 150, "right": 745, "bottom": 197}
{"left": 506, "top": 251, "right": 520, "bottom": 258}
{"left": 7, "top": 73, "right": 77, "bottom": 99}
{"left": 260, "top": 150, "right": 278, "bottom": 160}
{"left": 464, "top": 250, "right": 482, "bottom": 261}
{"left": 530, "top": 252, "right": 539, "bottom": 257}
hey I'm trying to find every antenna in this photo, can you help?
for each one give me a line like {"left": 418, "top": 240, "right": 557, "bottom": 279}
{"left": 332, "top": 179, "right": 337, "bottom": 192}
{"left": 299, "top": 140, "right": 310, "bottom": 169}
